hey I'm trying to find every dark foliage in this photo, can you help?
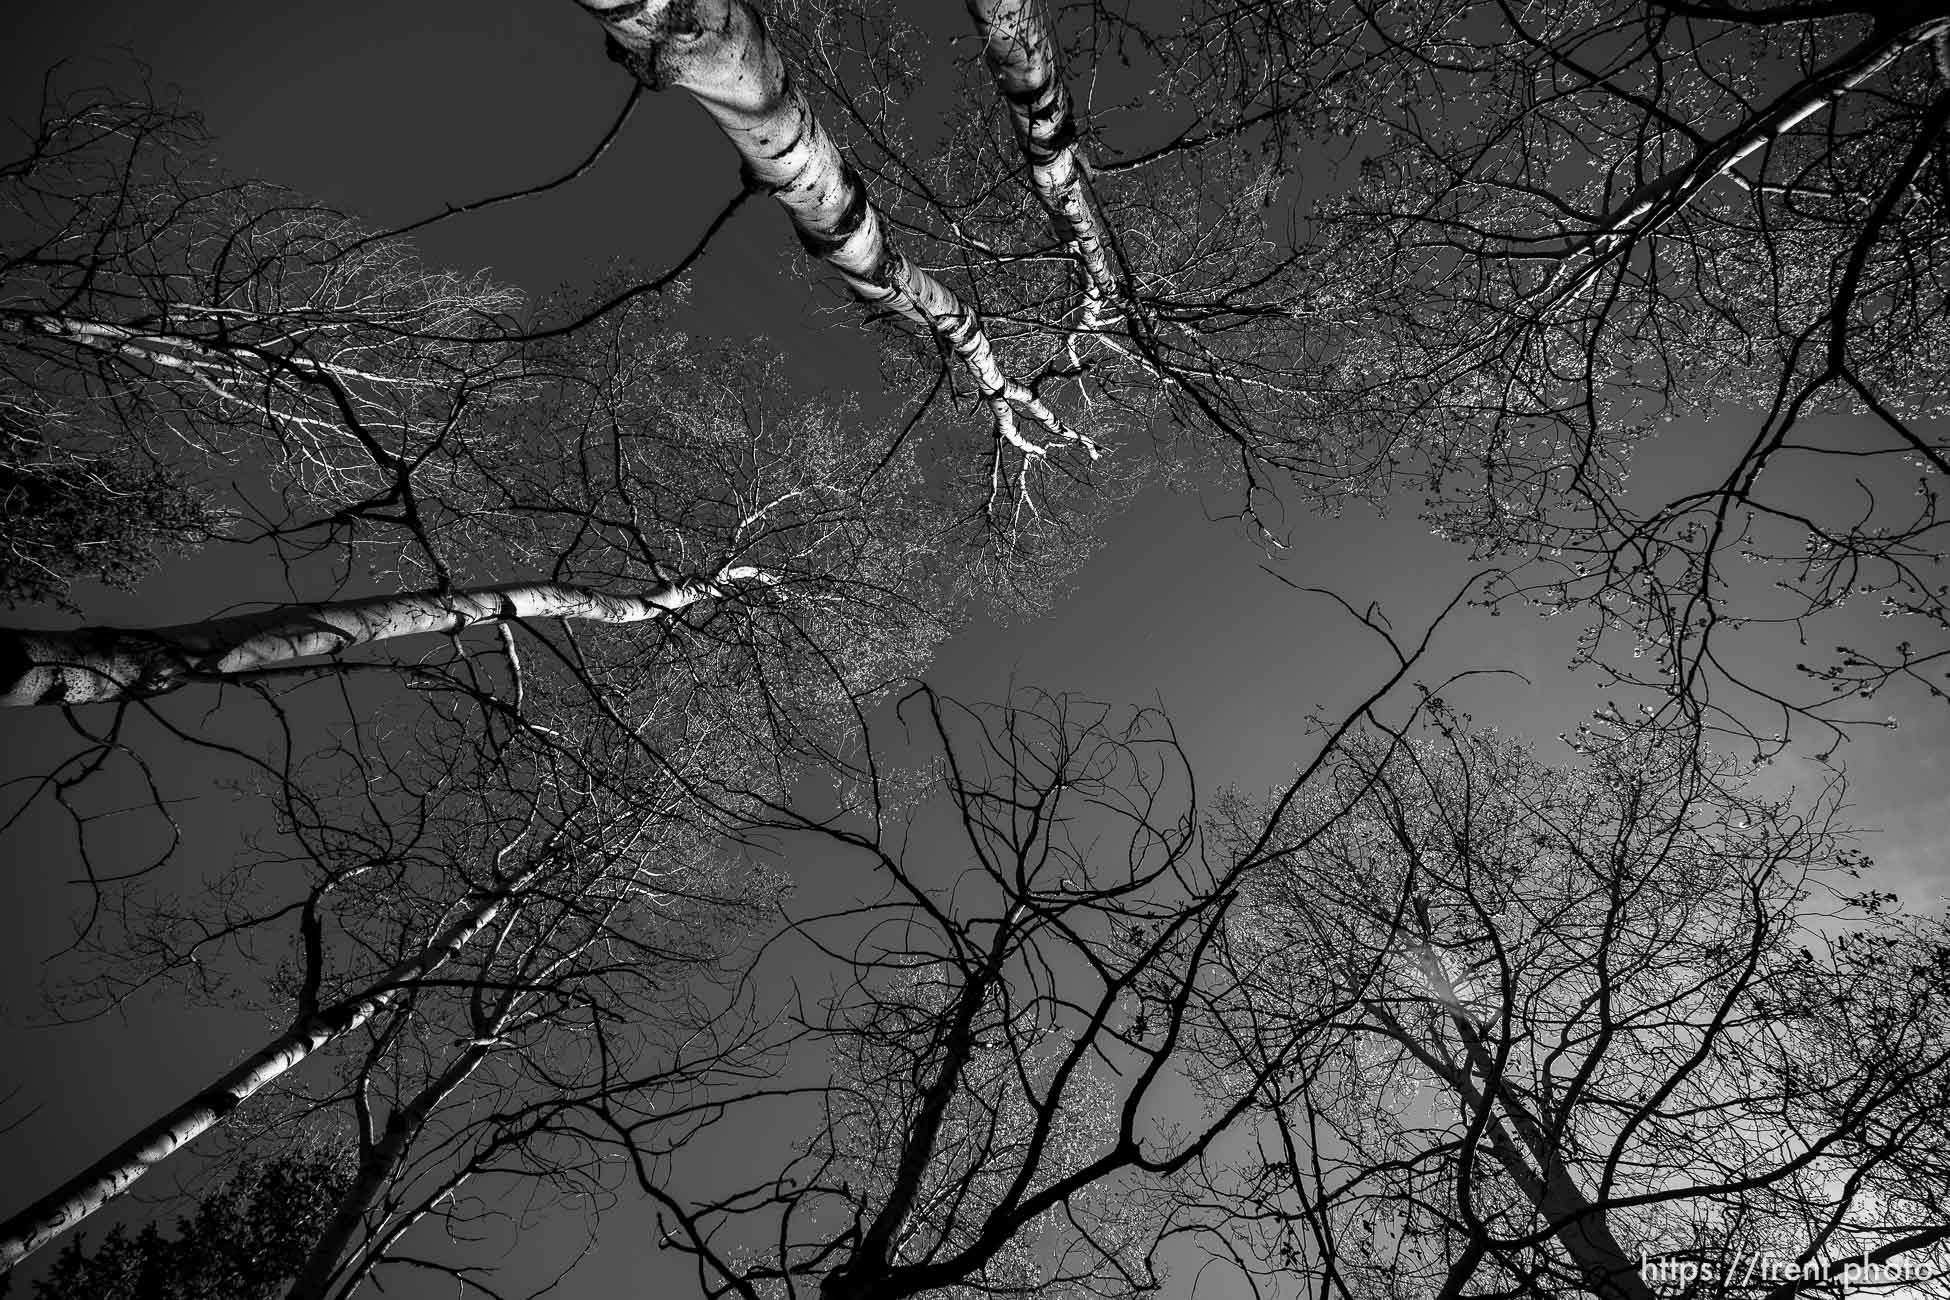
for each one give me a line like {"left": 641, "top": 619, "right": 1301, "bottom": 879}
{"left": 30, "top": 1150, "right": 350, "bottom": 1300}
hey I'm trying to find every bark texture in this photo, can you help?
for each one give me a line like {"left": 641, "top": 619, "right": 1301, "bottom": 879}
{"left": 575, "top": 0, "right": 1096, "bottom": 457}
{"left": 0, "top": 876, "right": 538, "bottom": 1272}
{"left": 0, "top": 573, "right": 757, "bottom": 707}
{"left": 964, "top": 0, "right": 1120, "bottom": 320}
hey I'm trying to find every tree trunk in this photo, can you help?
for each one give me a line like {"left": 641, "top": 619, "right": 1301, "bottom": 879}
{"left": 280, "top": 1042, "right": 494, "bottom": 1300}
{"left": 1405, "top": 915, "right": 1654, "bottom": 1300}
{"left": 5, "top": 310, "right": 383, "bottom": 388}
{"left": 963, "top": 0, "right": 1119, "bottom": 319}
{"left": 0, "top": 573, "right": 756, "bottom": 707}
{"left": 1536, "top": 13, "right": 1950, "bottom": 312}
{"left": 574, "top": 0, "right": 1096, "bottom": 458}
{"left": 0, "top": 870, "right": 540, "bottom": 1272}
{"left": 1452, "top": 1076, "right": 1657, "bottom": 1300}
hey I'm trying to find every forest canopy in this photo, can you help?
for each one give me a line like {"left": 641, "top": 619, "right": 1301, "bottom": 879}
{"left": 1, "top": 2, "right": 1946, "bottom": 1298}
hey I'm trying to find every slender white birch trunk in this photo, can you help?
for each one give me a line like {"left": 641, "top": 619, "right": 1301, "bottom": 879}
{"left": 0, "top": 869, "right": 542, "bottom": 1273}
{"left": 963, "top": 0, "right": 1120, "bottom": 321}
{"left": 0, "top": 309, "right": 484, "bottom": 457}
{"left": 2, "top": 311, "right": 424, "bottom": 391}
{"left": 572, "top": 0, "right": 1097, "bottom": 459}
{"left": 1535, "top": 14, "right": 1950, "bottom": 313}
{"left": 280, "top": 1042, "right": 494, "bottom": 1300}
{"left": 283, "top": 838, "right": 661, "bottom": 1299}
{"left": 0, "top": 572, "right": 762, "bottom": 707}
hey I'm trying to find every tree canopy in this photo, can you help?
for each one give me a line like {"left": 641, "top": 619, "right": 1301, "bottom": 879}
{"left": 1, "top": 2, "right": 1947, "bottom": 1298}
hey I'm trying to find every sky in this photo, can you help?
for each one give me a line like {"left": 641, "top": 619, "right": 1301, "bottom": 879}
{"left": 2, "top": 2, "right": 1946, "bottom": 1296}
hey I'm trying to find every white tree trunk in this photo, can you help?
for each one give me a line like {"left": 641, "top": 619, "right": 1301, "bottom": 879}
{"left": 964, "top": 0, "right": 1120, "bottom": 319}
{"left": 4, "top": 311, "right": 410, "bottom": 390}
{"left": 0, "top": 872, "right": 540, "bottom": 1272}
{"left": 574, "top": 0, "right": 1097, "bottom": 459}
{"left": 280, "top": 1042, "right": 494, "bottom": 1300}
{"left": 1536, "top": 14, "right": 1950, "bottom": 313}
{"left": 0, "top": 573, "right": 759, "bottom": 707}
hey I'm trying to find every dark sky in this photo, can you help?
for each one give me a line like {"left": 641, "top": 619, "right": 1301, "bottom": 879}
{"left": 2, "top": 2, "right": 1946, "bottom": 1295}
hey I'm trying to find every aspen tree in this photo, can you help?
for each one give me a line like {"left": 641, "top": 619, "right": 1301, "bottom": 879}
{"left": 0, "top": 572, "right": 769, "bottom": 707}
{"left": 1124, "top": 0, "right": 1950, "bottom": 741}
{"left": 0, "top": 708, "right": 774, "bottom": 1280}
{"left": 1200, "top": 716, "right": 1950, "bottom": 1297}
{"left": 569, "top": 0, "right": 1101, "bottom": 466}
{"left": 961, "top": 0, "right": 1119, "bottom": 326}
{"left": 0, "top": 855, "right": 550, "bottom": 1271}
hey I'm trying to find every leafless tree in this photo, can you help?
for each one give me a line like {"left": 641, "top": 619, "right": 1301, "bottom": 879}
{"left": 1093, "top": 0, "right": 1950, "bottom": 747}
{"left": 0, "top": 75, "right": 529, "bottom": 588}
{"left": 565, "top": 686, "right": 1272, "bottom": 1300}
{"left": 654, "top": 0, "right": 1950, "bottom": 744}
{"left": 1185, "top": 706, "right": 1950, "bottom": 1298}
{"left": 516, "top": 562, "right": 1481, "bottom": 1300}
{"left": 554, "top": 0, "right": 1343, "bottom": 544}
{"left": 0, "top": 681, "right": 781, "bottom": 1286}
{"left": 0, "top": 70, "right": 959, "bottom": 722}
{"left": 7, "top": 11, "right": 1950, "bottom": 1298}
{"left": 0, "top": 78, "right": 976, "bottom": 928}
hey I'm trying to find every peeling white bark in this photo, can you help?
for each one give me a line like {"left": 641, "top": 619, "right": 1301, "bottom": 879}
{"left": 574, "top": 0, "right": 1098, "bottom": 458}
{"left": 964, "top": 0, "right": 1120, "bottom": 322}
{"left": 0, "top": 573, "right": 762, "bottom": 707}
{"left": 0, "top": 871, "right": 542, "bottom": 1273}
